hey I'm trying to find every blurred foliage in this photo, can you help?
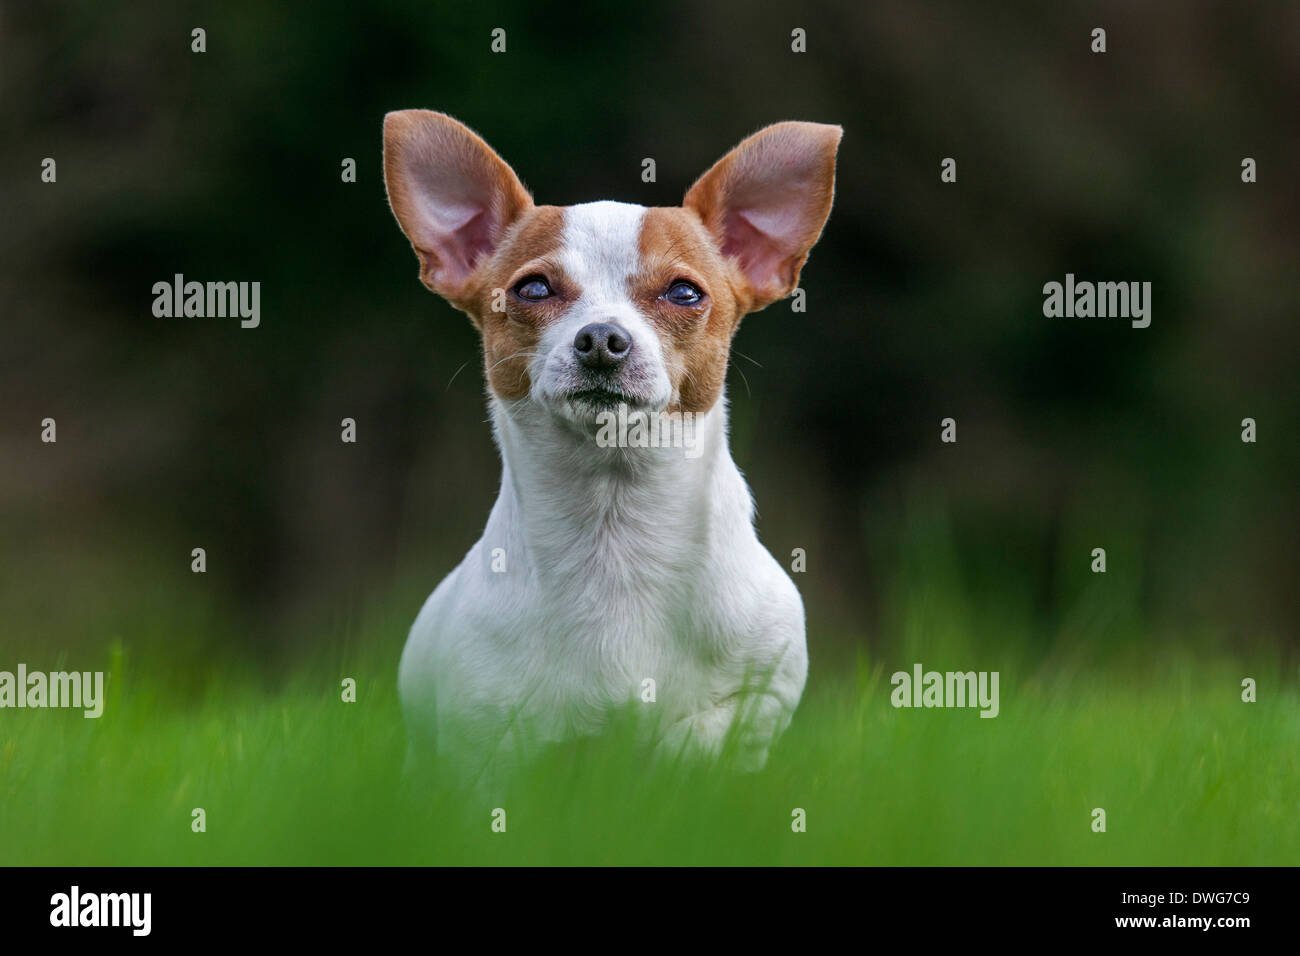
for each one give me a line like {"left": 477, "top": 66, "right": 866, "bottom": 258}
{"left": 3, "top": 643, "right": 1297, "bottom": 864}
{"left": 0, "top": 0, "right": 1296, "bottom": 669}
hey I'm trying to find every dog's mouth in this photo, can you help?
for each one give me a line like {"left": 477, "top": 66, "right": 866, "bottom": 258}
{"left": 564, "top": 386, "right": 644, "bottom": 410}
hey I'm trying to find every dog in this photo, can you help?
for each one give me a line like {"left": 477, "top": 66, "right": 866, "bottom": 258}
{"left": 384, "top": 111, "right": 840, "bottom": 779}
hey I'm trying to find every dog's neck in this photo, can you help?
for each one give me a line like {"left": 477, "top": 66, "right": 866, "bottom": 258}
{"left": 486, "top": 396, "right": 747, "bottom": 588}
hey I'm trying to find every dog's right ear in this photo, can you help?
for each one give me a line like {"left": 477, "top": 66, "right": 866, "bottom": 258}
{"left": 383, "top": 110, "right": 532, "bottom": 303}
{"left": 684, "top": 121, "right": 841, "bottom": 313}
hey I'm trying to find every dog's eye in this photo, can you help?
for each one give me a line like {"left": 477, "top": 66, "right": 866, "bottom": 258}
{"left": 665, "top": 280, "right": 703, "bottom": 305}
{"left": 514, "top": 276, "right": 553, "bottom": 301}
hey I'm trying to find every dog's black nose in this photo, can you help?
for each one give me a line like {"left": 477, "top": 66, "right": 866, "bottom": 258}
{"left": 573, "top": 322, "right": 631, "bottom": 369}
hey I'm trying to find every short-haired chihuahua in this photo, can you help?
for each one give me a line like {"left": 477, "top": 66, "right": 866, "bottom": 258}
{"left": 384, "top": 111, "right": 840, "bottom": 780}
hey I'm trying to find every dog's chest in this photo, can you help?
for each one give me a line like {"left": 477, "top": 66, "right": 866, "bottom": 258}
{"left": 448, "top": 550, "right": 739, "bottom": 737}
{"left": 404, "top": 407, "right": 791, "bottom": 748}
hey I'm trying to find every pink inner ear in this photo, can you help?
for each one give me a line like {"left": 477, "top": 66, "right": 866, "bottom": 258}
{"left": 739, "top": 203, "right": 806, "bottom": 242}
{"left": 722, "top": 209, "right": 797, "bottom": 296}
{"left": 685, "top": 121, "right": 840, "bottom": 307}
{"left": 419, "top": 200, "right": 495, "bottom": 290}
{"left": 406, "top": 155, "right": 504, "bottom": 290}
{"left": 384, "top": 110, "right": 532, "bottom": 299}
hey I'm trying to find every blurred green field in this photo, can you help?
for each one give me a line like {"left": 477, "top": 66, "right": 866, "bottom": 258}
{"left": 2, "top": 499, "right": 1295, "bottom": 866}
{"left": 1, "top": 639, "right": 1294, "bottom": 866}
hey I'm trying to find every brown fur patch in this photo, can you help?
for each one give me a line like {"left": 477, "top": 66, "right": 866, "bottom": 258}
{"left": 635, "top": 207, "right": 747, "bottom": 414}
{"left": 459, "top": 206, "right": 567, "bottom": 401}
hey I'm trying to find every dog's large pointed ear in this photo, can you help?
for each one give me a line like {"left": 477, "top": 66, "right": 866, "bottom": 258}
{"left": 383, "top": 110, "right": 533, "bottom": 302}
{"left": 684, "top": 121, "right": 841, "bottom": 312}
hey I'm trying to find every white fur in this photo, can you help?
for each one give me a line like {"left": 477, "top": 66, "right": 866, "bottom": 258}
{"left": 399, "top": 201, "right": 807, "bottom": 783}
{"left": 535, "top": 202, "right": 675, "bottom": 415}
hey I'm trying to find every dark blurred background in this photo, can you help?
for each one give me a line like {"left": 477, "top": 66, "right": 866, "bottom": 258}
{"left": 1, "top": 1, "right": 1296, "bottom": 677}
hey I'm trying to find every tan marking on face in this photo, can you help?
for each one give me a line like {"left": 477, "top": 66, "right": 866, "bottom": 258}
{"left": 458, "top": 206, "right": 567, "bottom": 401}
{"left": 634, "top": 207, "right": 745, "bottom": 414}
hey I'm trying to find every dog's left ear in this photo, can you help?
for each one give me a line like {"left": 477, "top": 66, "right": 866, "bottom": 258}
{"left": 383, "top": 110, "right": 533, "bottom": 305}
{"left": 684, "top": 121, "right": 842, "bottom": 312}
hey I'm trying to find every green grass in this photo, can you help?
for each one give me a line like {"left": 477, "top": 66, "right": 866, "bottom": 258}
{"left": 2, "top": 498, "right": 1293, "bottom": 864}
{"left": 2, "top": 648, "right": 1296, "bottom": 865}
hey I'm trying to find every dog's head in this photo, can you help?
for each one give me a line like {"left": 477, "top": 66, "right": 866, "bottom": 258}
{"left": 383, "top": 111, "right": 840, "bottom": 422}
